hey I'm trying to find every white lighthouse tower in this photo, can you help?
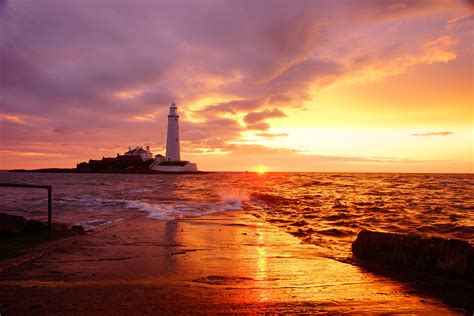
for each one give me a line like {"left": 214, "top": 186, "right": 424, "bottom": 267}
{"left": 166, "top": 101, "right": 181, "bottom": 161}
{"left": 149, "top": 101, "right": 198, "bottom": 172}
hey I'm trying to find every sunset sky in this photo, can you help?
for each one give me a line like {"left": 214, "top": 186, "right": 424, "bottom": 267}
{"left": 1, "top": 0, "right": 473, "bottom": 172}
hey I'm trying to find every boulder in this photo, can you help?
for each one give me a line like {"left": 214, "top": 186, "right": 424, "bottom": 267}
{"left": 0, "top": 213, "right": 84, "bottom": 236}
{"left": 24, "top": 219, "right": 48, "bottom": 233}
{"left": 69, "top": 225, "right": 85, "bottom": 234}
{"left": 0, "top": 213, "right": 27, "bottom": 236}
{"left": 352, "top": 229, "right": 474, "bottom": 281}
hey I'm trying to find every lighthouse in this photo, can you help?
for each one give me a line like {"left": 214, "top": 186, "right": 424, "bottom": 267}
{"left": 149, "top": 101, "right": 198, "bottom": 172}
{"left": 165, "top": 101, "right": 181, "bottom": 161}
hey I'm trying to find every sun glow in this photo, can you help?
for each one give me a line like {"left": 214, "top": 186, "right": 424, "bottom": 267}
{"left": 256, "top": 166, "right": 267, "bottom": 174}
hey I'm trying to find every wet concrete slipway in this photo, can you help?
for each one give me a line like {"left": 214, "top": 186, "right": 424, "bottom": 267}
{"left": 0, "top": 211, "right": 464, "bottom": 314}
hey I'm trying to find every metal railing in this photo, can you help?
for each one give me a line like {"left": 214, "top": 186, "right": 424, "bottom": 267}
{"left": 0, "top": 183, "right": 53, "bottom": 238}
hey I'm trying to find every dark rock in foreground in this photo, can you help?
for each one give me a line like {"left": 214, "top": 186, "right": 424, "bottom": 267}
{"left": 0, "top": 213, "right": 84, "bottom": 237}
{"left": 352, "top": 229, "right": 474, "bottom": 282}
{"left": 0, "top": 213, "right": 27, "bottom": 236}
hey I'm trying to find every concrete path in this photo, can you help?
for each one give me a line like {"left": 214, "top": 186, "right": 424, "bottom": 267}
{"left": 0, "top": 211, "right": 461, "bottom": 314}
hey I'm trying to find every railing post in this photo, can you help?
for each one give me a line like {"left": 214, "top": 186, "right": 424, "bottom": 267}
{"left": 0, "top": 183, "right": 53, "bottom": 238}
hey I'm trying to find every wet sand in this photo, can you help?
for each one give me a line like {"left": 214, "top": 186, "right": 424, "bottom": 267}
{"left": 0, "top": 211, "right": 464, "bottom": 314}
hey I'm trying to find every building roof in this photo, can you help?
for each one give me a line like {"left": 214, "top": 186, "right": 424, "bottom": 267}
{"left": 125, "top": 148, "right": 147, "bottom": 154}
{"left": 116, "top": 155, "right": 143, "bottom": 161}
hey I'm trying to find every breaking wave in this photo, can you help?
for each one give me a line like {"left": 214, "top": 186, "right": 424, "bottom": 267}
{"left": 55, "top": 194, "right": 244, "bottom": 221}
{"left": 122, "top": 198, "right": 243, "bottom": 220}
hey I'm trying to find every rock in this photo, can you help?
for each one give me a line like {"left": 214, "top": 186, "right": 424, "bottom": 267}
{"left": 0, "top": 213, "right": 26, "bottom": 236}
{"left": 24, "top": 219, "right": 47, "bottom": 233}
{"left": 0, "top": 213, "right": 84, "bottom": 236}
{"left": 69, "top": 225, "right": 85, "bottom": 234}
{"left": 52, "top": 223, "right": 68, "bottom": 232}
{"left": 352, "top": 229, "right": 474, "bottom": 281}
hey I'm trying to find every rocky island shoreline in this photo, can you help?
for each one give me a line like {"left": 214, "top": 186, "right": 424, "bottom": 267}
{"left": 9, "top": 156, "right": 209, "bottom": 174}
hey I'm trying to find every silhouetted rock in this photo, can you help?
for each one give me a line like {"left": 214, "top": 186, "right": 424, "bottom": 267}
{"left": 0, "top": 213, "right": 27, "bottom": 236}
{"left": 10, "top": 168, "right": 76, "bottom": 173}
{"left": 69, "top": 225, "right": 85, "bottom": 234}
{"left": 24, "top": 219, "right": 46, "bottom": 233}
{"left": 0, "top": 213, "right": 84, "bottom": 236}
{"left": 352, "top": 229, "right": 474, "bottom": 282}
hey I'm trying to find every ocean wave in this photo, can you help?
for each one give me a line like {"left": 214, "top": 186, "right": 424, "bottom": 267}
{"left": 121, "top": 197, "right": 244, "bottom": 220}
{"left": 2, "top": 172, "right": 472, "bottom": 262}
{"left": 76, "top": 218, "right": 122, "bottom": 229}
{"left": 55, "top": 195, "right": 104, "bottom": 208}
{"left": 42, "top": 192, "right": 246, "bottom": 222}
{"left": 126, "top": 188, "right": 153, "bottom": 193}
{"left": 251, "top": 192, "right": 294, "bottom": 205}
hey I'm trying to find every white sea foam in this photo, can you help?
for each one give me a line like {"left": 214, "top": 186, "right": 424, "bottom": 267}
{"left": 121, "top": 197, "right": 244, "bottom": 220}
{"left": 122, "top": 200, "right": 173, "bottom": 220}
{"left": 44, "top": 187, "right": 248, "bottom": 225}
{"left": 56, "top": 195, "right": 103, "bottom": 207}
{"left": 127, "top": 188, "right": 153, "bottom": 193}
{"left": 76, "top": 218, "right": 123, "bottom": 230}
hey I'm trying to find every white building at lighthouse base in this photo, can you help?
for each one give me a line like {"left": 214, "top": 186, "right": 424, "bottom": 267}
{"left": 149, "top": 160, "right": 198, "bottom": 173}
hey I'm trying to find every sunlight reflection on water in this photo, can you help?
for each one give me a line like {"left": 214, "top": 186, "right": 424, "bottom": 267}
{"left": 0, "top": 171, "right": 472, "bottom": 260}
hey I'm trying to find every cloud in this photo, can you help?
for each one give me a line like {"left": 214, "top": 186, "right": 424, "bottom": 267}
{"left": 255, "top": 132, "right": 289, "bottom": 138}
{"left": 410, "top": 131, "right": 454, "bottom": 136}
{"left": 266, "top": 58, "right": 343, "bottom": 100}
{"left": 243, "top": 108, "right": 287, "bottom": 130}
{"left": 52, "top": 125, "right": 74, "bottom": 135}
{"left": 244, "top": 109, "right": 287, "bottom": 124}
{"left": 197, "top": 98, "right": 264, "bottom": 115}
{"left": 0, "top": 113, "right": 26, "bottom": 124}
{"left": 0, "top": 0, "right": 470, "bottom": 169}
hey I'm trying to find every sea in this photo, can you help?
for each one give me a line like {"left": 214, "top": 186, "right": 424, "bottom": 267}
{"left": 1, "top": 171, "right": 473, "bottom": 260}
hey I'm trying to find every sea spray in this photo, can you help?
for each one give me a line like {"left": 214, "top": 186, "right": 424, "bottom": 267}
{"left": 121, "top": 196, "right": 245, "bottom": 220}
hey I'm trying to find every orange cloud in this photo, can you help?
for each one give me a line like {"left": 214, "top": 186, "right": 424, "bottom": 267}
{"left": 1, "top": 1, "right": 471, "bottom": 171}
{"left": 410, "top": 131, "right": 454, "bottom": 136}
{"left": 244, "top": 109, "right": 287, "bottom": 130}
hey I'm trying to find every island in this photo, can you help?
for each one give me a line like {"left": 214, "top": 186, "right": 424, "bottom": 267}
{"left": 10, "top": 102, "right": 203, "bottom": 174}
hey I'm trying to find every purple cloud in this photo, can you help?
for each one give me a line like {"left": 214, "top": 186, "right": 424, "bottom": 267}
{"left": 0, "top": 0, "right": 470, "bottom": 169}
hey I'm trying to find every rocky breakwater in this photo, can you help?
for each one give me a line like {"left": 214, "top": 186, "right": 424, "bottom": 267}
{"left": 352, "top": 229, "right": 474, "bottom": 282}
